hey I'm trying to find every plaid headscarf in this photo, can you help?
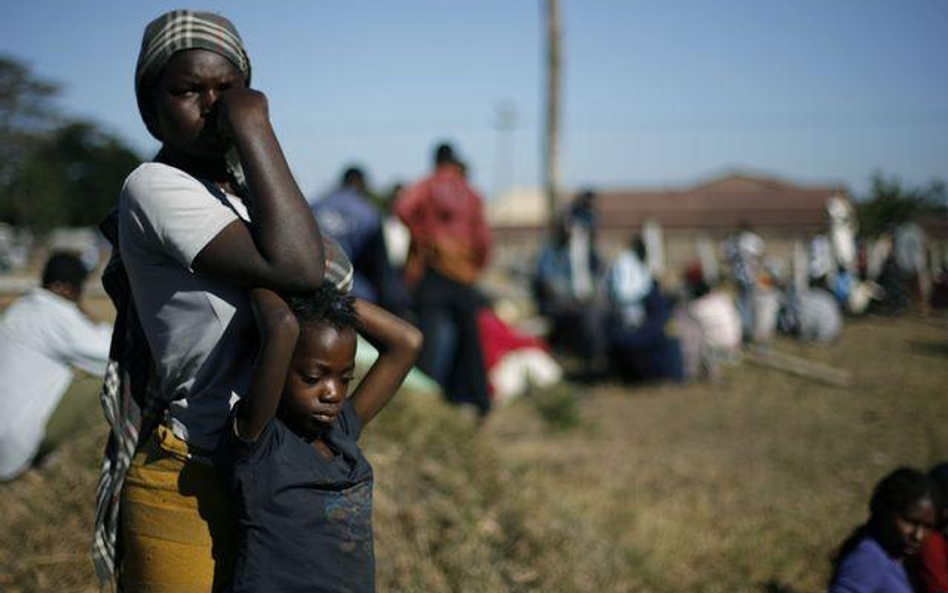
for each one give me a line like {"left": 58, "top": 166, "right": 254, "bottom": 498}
{"left": 135, "top": 10, "right": 251, "bottom": 139}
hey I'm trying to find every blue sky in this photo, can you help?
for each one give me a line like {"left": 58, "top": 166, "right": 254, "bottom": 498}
{"left": 1, "top": 0, "right": 946, "bottom": 199}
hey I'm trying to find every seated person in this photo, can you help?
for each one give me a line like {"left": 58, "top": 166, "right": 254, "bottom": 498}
{"left": 533, "top": 216, "right": 605, "bottom": 376}
{"left": 780, "top": 283, "right": 843, "bottom": 343}
{"left": 605, "top": 237, "right": 682, "bottom": 383}
{"left": 910, "top": 463, "right": 948, "bottom": 593}
{"left": 798, "top": 287, "right": 843, "bottom": 342}
{"left": 828, "top": 467, "right": 936, "bottom": 593}
{"left": 683, "top": 265, "right": 742, "bottom": 355}
{"left": 677, "top": 264, "right": 742, "bottom": 380}
{"left": 476, "top": 307, "right": 562, "bottom": 404}
{"left": 0, "top": 252, "right": 112, "bottom": 480}
{"left": 533, "top": 220, "right": 575, "bottom": 324}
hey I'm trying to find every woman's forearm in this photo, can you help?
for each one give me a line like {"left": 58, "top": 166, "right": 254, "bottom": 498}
{"left": 226, "top": 92, "right": 325, "bottom": 288}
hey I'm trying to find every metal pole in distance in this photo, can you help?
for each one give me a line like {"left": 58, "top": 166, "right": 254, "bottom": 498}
{"left": 543, "top": 0, "right": 562, "bottom": 229}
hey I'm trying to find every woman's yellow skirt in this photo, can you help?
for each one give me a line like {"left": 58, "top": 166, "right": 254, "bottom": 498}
{"left": 120, "top": 424, "right": 236, "bottom": 593}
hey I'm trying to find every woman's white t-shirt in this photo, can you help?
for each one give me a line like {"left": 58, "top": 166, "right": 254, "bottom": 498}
{"left": 119, "top": 162, "right": 255, "bottom": 451}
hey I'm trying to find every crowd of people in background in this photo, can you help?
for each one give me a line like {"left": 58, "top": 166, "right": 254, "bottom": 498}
{"left": 308, "top": 142, "right": 497, "bottom": 416}
{"left": 532, "top": 188, "right": 946, "bottom": 387}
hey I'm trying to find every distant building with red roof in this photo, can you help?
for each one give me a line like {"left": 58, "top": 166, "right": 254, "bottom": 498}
{"left": 487, "top": 173, "right": 849, "bottom": 279}
{"left": 592, "top": 174, "right": 844, "bottom": 233}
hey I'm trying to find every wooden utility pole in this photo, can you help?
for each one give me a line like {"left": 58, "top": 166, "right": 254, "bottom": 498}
{"left": 543, "top": 0, "right": 562, "bottom": 228}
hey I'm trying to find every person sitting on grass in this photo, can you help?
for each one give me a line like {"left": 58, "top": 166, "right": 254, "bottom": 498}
{"left": 0, "top": 252, "right": 111, "bottom": 481}
{"left": 605, "top": 236, "right": 683, "bottom": 383}
{"left": 910, "top": 463, "right": 948, "bottom": 593}
{"left": 215, "top": 283, "right": 422, "bottom": 592}
{"left": 828, "top": 467, "right": 937, "bottom": 593}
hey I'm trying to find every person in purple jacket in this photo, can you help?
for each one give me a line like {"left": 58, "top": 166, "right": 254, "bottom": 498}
{"left": 829, "top": 467, "right": 937, "bottom": 593}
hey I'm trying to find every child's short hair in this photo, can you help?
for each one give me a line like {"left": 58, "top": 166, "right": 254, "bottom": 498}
{"left": 285, "top": 282, "right": 359, "bottom": 331}
{"left": 42, "top": 252, "right": 89, "bottom": 289}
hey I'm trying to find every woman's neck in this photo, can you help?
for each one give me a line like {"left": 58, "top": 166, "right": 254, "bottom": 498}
{"left": 866, "top": 525, "right": 904, "bottom": 561}
{"left": 156, "top": 147, "right": 232, "bottom": 188}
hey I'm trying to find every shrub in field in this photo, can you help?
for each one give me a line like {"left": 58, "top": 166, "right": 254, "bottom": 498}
{"left": 531, "top": 384, "right": 582, "bottom": 431}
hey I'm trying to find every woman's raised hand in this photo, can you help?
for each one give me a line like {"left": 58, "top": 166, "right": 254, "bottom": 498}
{"left": 216, "top": 88, "right": 270, "bottom": 141}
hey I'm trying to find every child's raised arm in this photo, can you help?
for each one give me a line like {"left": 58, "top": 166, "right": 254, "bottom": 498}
{"left": 236, "top": 288, "right": 300, "bottom": 441}
{"left": 350, "top": 300, "right": 423, "bottom": 426}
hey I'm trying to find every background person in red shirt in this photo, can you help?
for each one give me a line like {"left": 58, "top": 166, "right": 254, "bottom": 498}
{"left": 911, "top": 463, "right": 948, "bottom": 593}
{"left": 395, "top": 142, "right": 491, "bottom": 415}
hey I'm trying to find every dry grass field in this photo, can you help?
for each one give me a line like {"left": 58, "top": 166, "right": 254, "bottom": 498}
{"left": 1, "top": 307, "right": 946, "bottom": 592}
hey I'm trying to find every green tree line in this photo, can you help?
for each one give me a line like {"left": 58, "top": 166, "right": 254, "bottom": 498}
{"left": 857, "top": 173, "right": 947, "bottom": 237}
{"left": 0, "top": 55, "right": 141, "bottom": 233}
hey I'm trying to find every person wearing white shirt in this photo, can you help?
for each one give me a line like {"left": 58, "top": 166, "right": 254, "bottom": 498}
{"left": 0, "top": 252, "right": 112, "bottom": 480}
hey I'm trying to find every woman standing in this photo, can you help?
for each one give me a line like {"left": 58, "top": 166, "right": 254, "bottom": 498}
{"left": 93, "top": 10, "right": 350, "bottom": 591}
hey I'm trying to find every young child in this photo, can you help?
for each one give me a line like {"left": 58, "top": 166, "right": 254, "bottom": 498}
{"left": 216, "top": 283, "right": 422, "bottom": 592}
